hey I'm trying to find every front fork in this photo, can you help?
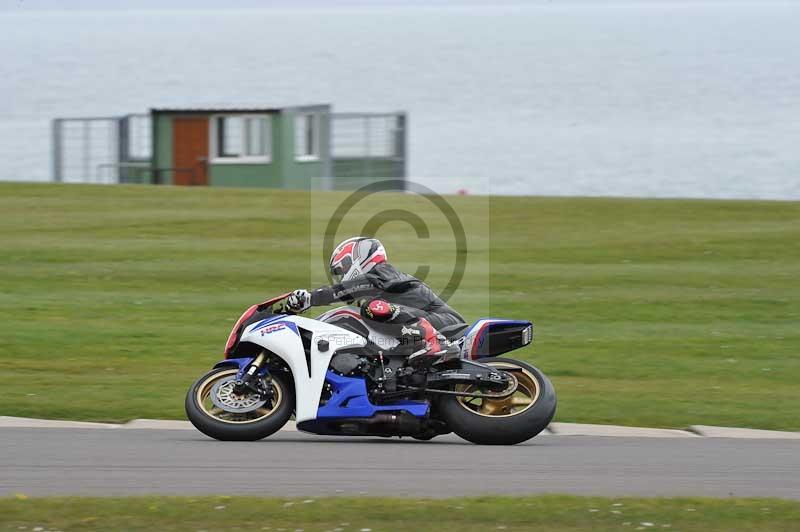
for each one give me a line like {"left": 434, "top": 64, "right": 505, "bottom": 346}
{"left": 233, "top": 352, "right": 272, "bottom": 399}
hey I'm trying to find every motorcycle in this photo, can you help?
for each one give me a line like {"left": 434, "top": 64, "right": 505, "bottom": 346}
{"left": 185, "top": 293, "right": 557, "bottom": 445}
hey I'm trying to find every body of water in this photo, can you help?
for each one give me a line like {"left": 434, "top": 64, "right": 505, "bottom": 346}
{"left": 1, "top": 1, "right": 799, "bottom": 198}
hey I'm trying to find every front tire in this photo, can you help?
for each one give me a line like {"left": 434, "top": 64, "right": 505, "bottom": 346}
{"left": 437, "top": 357, "right": 556, "bottom": 445}
{"left": 185, "top": 367, "right": 294, "bottom": 441}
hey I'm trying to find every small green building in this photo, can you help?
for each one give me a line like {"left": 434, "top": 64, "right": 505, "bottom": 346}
{"left": 52, "top": 105, "right": 407, "bottom": 189}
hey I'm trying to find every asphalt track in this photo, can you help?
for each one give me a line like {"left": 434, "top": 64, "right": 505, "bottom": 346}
{"left": 2, "top": 427, "right": 800, "bottom": 499}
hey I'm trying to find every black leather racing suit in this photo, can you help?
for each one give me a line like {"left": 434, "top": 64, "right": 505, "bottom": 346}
{"left": 309, "top": 262, "right": 465, "bottom": 332}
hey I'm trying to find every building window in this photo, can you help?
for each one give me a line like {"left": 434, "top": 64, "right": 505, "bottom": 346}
{"left": 295, "top": 113, "right": 320, "bottom": 161}
{"left": 213, "top": 115, "right": 271, "bottom": 163}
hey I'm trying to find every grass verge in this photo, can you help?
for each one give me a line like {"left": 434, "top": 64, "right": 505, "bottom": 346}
{"left": 1, "top": 183, "right": 798, "bottom": 429}
{"left": 2, "top": 495, "right": 799, "bottom": 532}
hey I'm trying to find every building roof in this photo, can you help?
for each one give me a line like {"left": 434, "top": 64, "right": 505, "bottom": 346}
{"left": 151, "top": 104, "right": 330, "bottom": 115}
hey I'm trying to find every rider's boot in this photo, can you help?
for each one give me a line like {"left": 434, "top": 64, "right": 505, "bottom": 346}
{"left": 402, "top": 318, "right": 459, "bottom": 370}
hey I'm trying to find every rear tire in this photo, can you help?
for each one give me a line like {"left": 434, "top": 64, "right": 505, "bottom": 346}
{"left": 437, "top": 357, "right": 556, "bottom": 445}
{"left": 185, "top": 367, "right": 294, "bottom": 441}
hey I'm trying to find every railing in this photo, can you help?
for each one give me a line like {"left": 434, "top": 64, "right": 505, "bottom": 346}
{"left": 330, "top": 112, "right": 406, "bottom": 183}
{"left": 52, "top": 114, "right": 151, "bottom": 184}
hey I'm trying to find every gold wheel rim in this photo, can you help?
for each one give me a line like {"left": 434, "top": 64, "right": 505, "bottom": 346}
{"left": 196, "top": 368, "right": 283, "bottom": 425}
{"left": 456, "top": 361, "right": 540, "bottom": 418}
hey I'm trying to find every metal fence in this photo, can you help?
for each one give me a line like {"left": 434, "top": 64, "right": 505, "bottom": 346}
{"left": 330, "top": 112, "right": 406, "bottom": 184}
{"left": 51, "top": 111, "right": 405, "bottom": 186}
{"left": 52, "top": 114, "right": 152, "bottom": 184}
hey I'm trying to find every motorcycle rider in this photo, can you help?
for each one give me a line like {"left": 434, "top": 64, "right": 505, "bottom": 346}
{"left": 285, "top": 237, "right": 466, "bottom": 367}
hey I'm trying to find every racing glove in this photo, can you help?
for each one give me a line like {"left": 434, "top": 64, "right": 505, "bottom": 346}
{"left": 286, "top": 289, "right": 311, "bottom": 313}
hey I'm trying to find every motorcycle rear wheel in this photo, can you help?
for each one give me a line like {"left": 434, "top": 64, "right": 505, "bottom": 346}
{"left": 185, "top": 367, "right": 294, "bottom": 441}
{"left": 437, "top": 357, "right": 556, "bottom": 445}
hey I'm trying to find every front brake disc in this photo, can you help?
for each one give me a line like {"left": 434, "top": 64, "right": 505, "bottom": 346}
{"left": 210, "top": 377, "right": 268, "bottom": 413}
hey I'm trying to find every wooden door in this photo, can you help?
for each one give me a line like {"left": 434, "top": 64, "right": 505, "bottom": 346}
{"left": 172, "top": 117, "right": 209, "bottom": 186}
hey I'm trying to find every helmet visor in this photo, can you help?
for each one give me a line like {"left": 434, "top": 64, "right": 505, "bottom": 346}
{"left": 331, "top": 256, "right": 353, "bottom": 283}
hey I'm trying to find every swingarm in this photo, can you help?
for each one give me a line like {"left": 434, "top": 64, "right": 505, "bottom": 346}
{"left": 380, "top": 359, "right": 519, "bottom": 400}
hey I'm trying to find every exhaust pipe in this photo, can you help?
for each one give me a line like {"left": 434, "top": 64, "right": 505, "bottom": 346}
{"left": 300, "top": 411, "right": 423, "bottom": 437}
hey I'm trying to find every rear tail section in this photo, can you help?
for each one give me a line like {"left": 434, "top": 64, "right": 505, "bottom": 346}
{"left": 461, "top": 319, "right": 534, "bottom": 359}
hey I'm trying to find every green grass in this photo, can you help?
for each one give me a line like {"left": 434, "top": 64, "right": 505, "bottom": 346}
{"left": 0, "top": 183, "right": 798, "bottom": 429}
{"left": 2, "top": 495, "right": 799, "bottom": 531}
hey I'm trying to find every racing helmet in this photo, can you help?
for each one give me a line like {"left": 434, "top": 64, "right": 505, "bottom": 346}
{"left": 329, "top": 237, "right": 387, "bottom": 283}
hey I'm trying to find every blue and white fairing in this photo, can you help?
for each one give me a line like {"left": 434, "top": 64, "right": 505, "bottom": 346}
{"left": 237, "top": 314, "right": 369, "bottom": 423}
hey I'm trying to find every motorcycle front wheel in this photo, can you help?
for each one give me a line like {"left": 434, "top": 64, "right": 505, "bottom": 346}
{"left": 437, "top": 357, "right": 556, "bottom": 445}
{"left": 185, "top": 367, "right": 294, "bottom": 441}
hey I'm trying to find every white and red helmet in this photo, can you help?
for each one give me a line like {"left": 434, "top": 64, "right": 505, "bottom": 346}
{"left": 330, "top": 237, "right": 387, "bottom": 283}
